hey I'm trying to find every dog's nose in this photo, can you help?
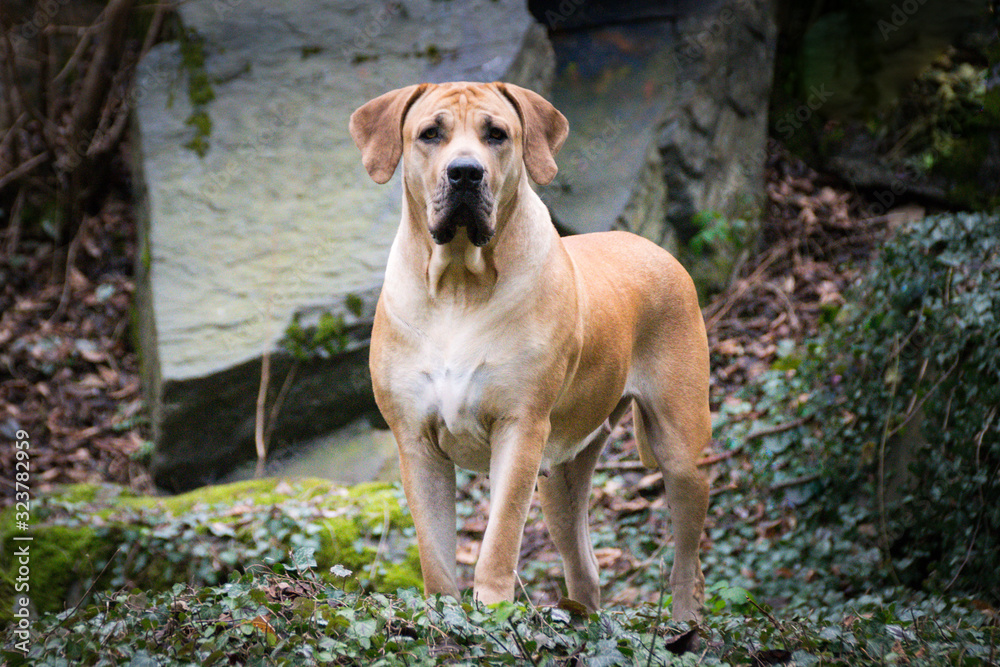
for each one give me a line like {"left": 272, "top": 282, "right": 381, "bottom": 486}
{"left": 447, "top": 158, "right": 484, "bottom": 188}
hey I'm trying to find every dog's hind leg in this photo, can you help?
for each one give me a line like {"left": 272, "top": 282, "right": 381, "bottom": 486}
{"left": 632, "top": 367, "right": 711, "bottom": 624}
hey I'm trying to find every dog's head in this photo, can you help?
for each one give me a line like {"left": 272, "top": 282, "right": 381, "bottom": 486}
{"left": 350, "top": 82, "right": 568, "bottom": 247}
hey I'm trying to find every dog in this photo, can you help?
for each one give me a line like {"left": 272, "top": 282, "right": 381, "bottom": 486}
{"left": 350, "top": 81, "right": 711, "bottom": 623}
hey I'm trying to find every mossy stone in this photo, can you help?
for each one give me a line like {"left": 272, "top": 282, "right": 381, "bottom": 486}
{"left": 0, "top": 478, "right": 421, "bottom": 629}
{"left": 0, "top": 520, "right": 113, "bottom": 626}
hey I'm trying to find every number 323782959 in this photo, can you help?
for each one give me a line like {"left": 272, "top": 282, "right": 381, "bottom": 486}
{"left": 14, "top": 430, "right": 30, "bottom": 511}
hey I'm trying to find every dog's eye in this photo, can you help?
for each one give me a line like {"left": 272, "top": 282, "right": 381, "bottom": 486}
{"left": 419, "top": 127, "right": 439, "bottom": 142}
{"left": 487, "top": 127, "right": 508, "bottom": 144}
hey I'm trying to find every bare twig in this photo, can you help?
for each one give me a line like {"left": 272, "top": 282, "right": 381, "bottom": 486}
{"left": 0, "top": 151, "right": 49, "bottom": 189}
{"left": 139, "top": 0, "right": 170, "bottom": 56}
{"left": 506, "top": 620, "right": 540, "bottom": 667}
{"left": 877, "top": 335, "right": 902, "bottom": 583}
{"left": 746, "top": 416, "right": 811, "bottom": 442}
{"left": 973, "top": 407, "right": 997, "bottom": 469}
{"left": 594, "top": 459, "right": 648, "bottom": 472}
{"left": 87, "top": 0, "right": 167, "bottom": 156}
{"left": 367, "top": 503, "right": 392, "bottom": 585}
{"left": 513, "top": 570, "right": 541, "bottom": 617}
{"left": 52, "top": 548, "right": 122, "bottom": 629}
{"left": 1, "top": 31, "right": 31, "bottom": 124}
{"left": 705, "top": 242, "right": 788, "bottom": 331}
{"left": 697, "top": 447, "right": 744, "bottom": 466}
{"left": 645, "top": 560, "right": 668, "bottom": 667}
{"left": 770, "top": 473, "right": 820, "bottom": 491}
{"left": 747, "top": 596, "right": 788, "bottom": 649}
{"left": 0, "top": 111, "right": 27, "bottom": 153}
{"left": 595, "top": 443, "right": 745, "bottom": 478}
{"left": 70, "top": 0, "right": 134, "bottom": 148}
{"left": 3, "top": 189, "right": 25, "bottom": 256}
{"left": 254, "top": 352, "right": 271, "bottom": 478}
{"left": 53, "top": 23, "right": 98, "bottom": 84}
{"left": 885, "top": 354, "right": 962, "bottom": 440}
{"left": 944, "top": 516, "right": 983, "bottom": 593}
{"left": 263, "top": 360, "right": 299, "bottom": 445}
{"left": 710, "top": 483, "right": 739, "bottom": 497}
{"left": 48, "top": 214, "right": 88, "bottom": 322}
{"left": 760, "top": 280, "right": 801, "bottom": 331}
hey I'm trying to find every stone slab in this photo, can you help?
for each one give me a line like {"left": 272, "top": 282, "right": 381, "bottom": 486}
{"left": 133, "top": 0, "right": 554, "bottom": 491}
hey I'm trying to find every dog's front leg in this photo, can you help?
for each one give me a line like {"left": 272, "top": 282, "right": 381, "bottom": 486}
{"left": 398, "top": 439, "right": 459, "bottom": 601}
{"left": 474, "top": 418, "right": 549, "bottom": 606}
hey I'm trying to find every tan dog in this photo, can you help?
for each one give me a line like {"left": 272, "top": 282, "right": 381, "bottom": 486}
{"left": 350, "top": 82, "right": 710, "bottom": 623}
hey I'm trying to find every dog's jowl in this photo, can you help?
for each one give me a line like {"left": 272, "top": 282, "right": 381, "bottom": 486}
{"left": 350, "top": 82, "right": 711, "bottom": 624}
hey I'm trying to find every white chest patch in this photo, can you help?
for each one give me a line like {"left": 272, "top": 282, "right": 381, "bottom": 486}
{"left": 412, "top": 353, "right": 494, "bottom": 473}
{"left": 430, "top": 365, "right": 487, "bottom": 438}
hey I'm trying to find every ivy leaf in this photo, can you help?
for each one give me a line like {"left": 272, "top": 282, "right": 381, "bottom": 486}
{"left": 330, "top": 564, "right": 353, "bottom": 578}
{"left": 290, "top": 546, "right": 317, "bottom": 571}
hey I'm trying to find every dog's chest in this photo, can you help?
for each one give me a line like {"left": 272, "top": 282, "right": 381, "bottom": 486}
{"left": 393, "top": 311, "right": 504, "bottom": 472}
{"left": 413, "top": 353, "right": 494, "bottom": 472}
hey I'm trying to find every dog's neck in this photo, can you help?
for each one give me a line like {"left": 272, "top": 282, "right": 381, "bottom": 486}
{"left": 425, "top": 233, "right": 493, "bottom": 300}
{"left": 399, "top": 176, "right": 556, "bottom": 304}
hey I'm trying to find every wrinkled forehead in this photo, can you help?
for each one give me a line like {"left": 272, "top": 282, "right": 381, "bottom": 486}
{"left": 404, "top": 82, "right": 520, "bottom": 130}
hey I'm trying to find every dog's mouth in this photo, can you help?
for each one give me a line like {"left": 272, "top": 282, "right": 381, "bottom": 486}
{"left": 430, "top": 188, "right": 495, "bottom": 247}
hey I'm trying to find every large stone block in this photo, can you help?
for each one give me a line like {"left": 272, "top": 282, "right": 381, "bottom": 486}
{"left": 132, "top": 0, "right": 554, "bottom": 491}
{"left": 536, "top": 21, "right": 682, "bottom": 248}
{"left": 534, "top": 0, "right": 777, "bottom": 278}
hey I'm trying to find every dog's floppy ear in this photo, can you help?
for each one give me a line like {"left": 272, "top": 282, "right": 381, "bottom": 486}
{"left": 496, "top": 83, "right": 569, "bottom": 185}
{"left": 350, "top": 84, "right": 430, "bottom": 184}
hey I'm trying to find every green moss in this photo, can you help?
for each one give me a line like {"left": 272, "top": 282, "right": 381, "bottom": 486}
{"left": 380, "top": 546, "right": 423, "bottom": 591}
{"left": 0, "top": 478, "right": 421, "bottom": 624}
{"left": 316, "top": 516, "right": 364, "bottom": 579}
{"left": 0, "top": 518, "right": 113, "bottom": 626}
{"left": 315, "top": 482, "right": 415, "bottom": 591}
{"left": 682, "top": 207, "right": 758, "bottom": 300}
{"left": 41, "top": 483, "right": 100, "bottom": 506}
{"left": 186, "top": 71, "right": 215, "bottom": 107}
{"left": 178, "top": 27, "right": 214, "bottom": 157}
{"left": 183, "top": 132, "right": 210, "bottom": 158}
{"left": 103, "top": 477, "right": 344, "bottom": 519}
{"left": 184, "top": 110, "right": 212, "bottom": 137}
{"left": 348, "top": 482, "right": 408, "bottom": 526}
{"left": 345, "top": 293, "right": 364, "bottom": 318}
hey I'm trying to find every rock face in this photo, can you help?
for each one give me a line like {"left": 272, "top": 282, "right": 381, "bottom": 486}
{"left": 536, "top": 21, "right": 682, "bottom": 244}
{"left": 663, "top": 0, "right": 779, "bottom": 290}
{"left": 132, "top": 0, "right": 554, "bottom": 491}
{"left": 664, "top": 0, "right": 778, "bottom": 237}
{"left": 533, "top": 0, "right": 778, "bottom": 290}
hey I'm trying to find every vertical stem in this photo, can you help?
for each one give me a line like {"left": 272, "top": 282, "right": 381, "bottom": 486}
{"left": 254, "top": 352, "right": 271, "bottom": 478}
